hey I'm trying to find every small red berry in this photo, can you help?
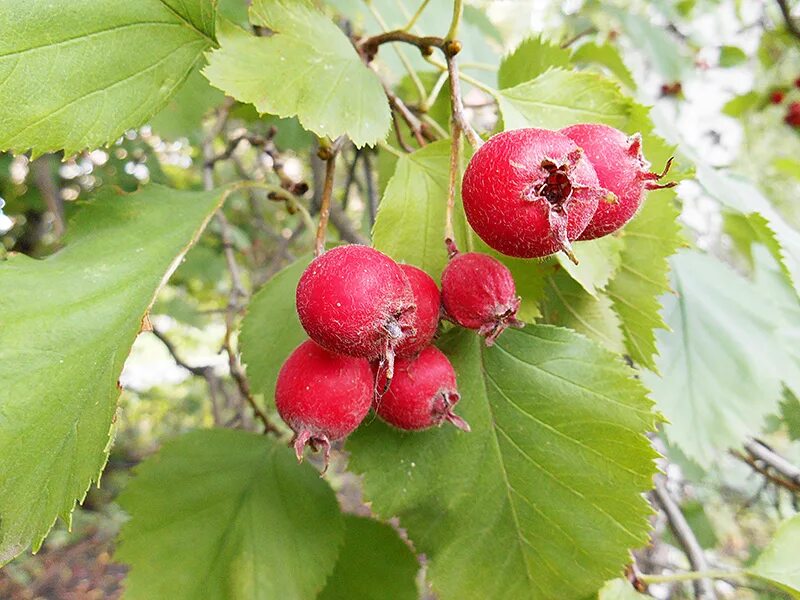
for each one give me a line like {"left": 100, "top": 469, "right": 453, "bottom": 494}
{"left": 275, "top": 340, "right": 373, "bottom": 470}
{"left": 560, "top": 123, "right": 676, "bottom": 240}
{"left": 296, "top": 245, "right": 415, "bottom": 378}
{"left": 795, "top": 77, "right": 800, "bottom": 89}
{"left": 374, "top": 346, "right": 469, "bottom": 432}
{"left": 770, "top": 89, "right": 786, "bottom": 104}
{"left": 441, "top": 247, "right": 523, "bottom": 346}
{"left": 660, "top": 81, "right": 683, "bottom": 96}
{"left": 785, "top": 102, "right": 800, "bottom": 127}
{"left": 461, "top": 128, "right": 606, "bottom": 263}
{"left": 395, "top": 264, "right": 441, "bottom": 358}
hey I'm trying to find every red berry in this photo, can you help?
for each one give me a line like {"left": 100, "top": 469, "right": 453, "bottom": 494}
{"left": 786, "top": 102, "right": 800, "bottom": 127}
{"left": 770, "top": 89, "right": 786, "bottom": 104}
{"left": 560, "top": 124, "right": 676, "bottom": 240}
{"left": 296, "top": 245, "right": 415, "bottom": 377}
{"left": 395, "top": 264, "right": 441, "bottom": 358}
{"left": 795, "top": 77, "right": 800, "bottom": 89}
{"left": 461, "top": 128, "right": 606, "bottom": 263}
{"left": 441, "top": 249, "right": 523, "bottom": 346}
{"left": 374, "top": 346, "right": 469, "bottom": 432}
{"left": 275, "top": 340, "right": 373, "bottom": 470}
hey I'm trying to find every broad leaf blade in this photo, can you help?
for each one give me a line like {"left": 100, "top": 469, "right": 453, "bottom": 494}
{"left": 372, "top": 141, "right": 468, "bottom": 280}
{"left": 204, "top": 2, "right": 390, "bottom": 147}
{"left": 350, "top": 326, "right": 658, "bottom": 599}
{"left": 606, "top": 193, "right": 683, "bottom": 370}
{"left": 0, "top": 0, "right": 216, "bottom": 155}
{"left": 318, "top": 516, "right": 418, "bottom": 600}
{"left": 749, "top": 514, "right": 800, "bottom": 598}
{"left": 117, "top": 429, "right": 344, "bottom": 600}
{"left": 643, "top": 250, "right": 792, "bottom": 466}
{"left": 498, "top": 69, "right": 634, "bottom": 131}
{"left": 240, "top": 256, "right": 311, "bottom": 404}
{"left": 0, "top": 184, "right": 225, "bottom": 563}
{"left": 557, "top": 235, "right": 625, "bottom": 297}
{"left": 498, "top": 38, "right": 571, "bottom": 89}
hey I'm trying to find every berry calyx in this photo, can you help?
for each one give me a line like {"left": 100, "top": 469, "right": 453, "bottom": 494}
{"left": 374, "top": 346, "right": 469, "bottom": 432}
{"left": 441, "top": 245, "right": 524, "bottom": 346}
{"left": 296, "top": 245, "right": 415, "bottom": 379}
{"left": 395, "top": 264, "right": 441, "bottom": 358}
{"left": 461, "top": 128, "right": 607, "bottom": 263}
{"left": 275, "top": 340, "right": 373, "bottom": 472}
{"left": 560, "top": 123, "right": 676, "bottom": 240}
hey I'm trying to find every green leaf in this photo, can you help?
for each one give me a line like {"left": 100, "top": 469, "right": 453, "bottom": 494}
{"left": 643, "top": 250, "right": 794, "bottom": 466}
{"left": 0, "top": 0, "right": 216, "bottom": 156}
{"left": 149, "top": 66, "right": 225, "bottom": 142}
{"left": 597, "top": 579, "right": 649, "bottom": 599}
{"left": 498, "top": 37, "right": 572, "bottom": 90}
{"left": 349, "top": 326, "right": 658, "bottom": 600}
{"left": 498, "top": 69, "right": 634, "bottom": 131}
{"left": 318, "top": 516, "right": 418, "bottom": 600}
{"left": 372, "top": 141, "right": 467, "bottom": 280}
{"left": 240, "top": 256, "right": 311, "bottom": 404}
{"left": 611, "top": 10, "right": 690, "bottom": 82}
{"left": 558, "top": 235, "right": 625, "bottom": 297}
{"left": 748, "top": 513, "right": 800, "bottom": 598}
{"left": 606, "top": 193, "right": 683, "bottom": 370}
{"left": 695, "top": 164, "right": 800, "bottom": 298}
{"left": 719, "top": 45, "right": 748, "bottom": 67}
{"left": 572, "top": 42, "right": 637, "bottom": 90}
{"left": 116, "top": 429, "right": 344, "bottom": 600}
{"left": 780, "top": 389, "right": 800, "bottom": 441}
{"left": 204, "top": 4, "right": 390, "bottom": 147}
{"left": 722, "top": 91, "right": 760, "bottom": 117}
{"left": 539, "top": 269, "right": 626, "bottom": 354}
{"left": 0, "top": 184, "right": 225, "bottom": 563}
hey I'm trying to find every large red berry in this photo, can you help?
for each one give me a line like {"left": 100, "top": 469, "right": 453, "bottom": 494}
{"left": 374, "top": 346, "right": 469, "bottom": 432}
{"left": 441, "top": 249, "right": 523, "bottom": 346}
{"left": 560, "top": 123, "right": 675, "bottom": 240}
{"left": 461, "top": 128, "right": 606, "bottom": 263}
{"left": 395, "top": 264, "right": 441, "bottom": 358}
{"left": 275, "top": 340, "right": 373, "bottom": 470}
{"left": 296, "top": 245, "right": 415, "bottom": 377}
{"left": 786, "top": 102, "right": 800, "bottom": 127}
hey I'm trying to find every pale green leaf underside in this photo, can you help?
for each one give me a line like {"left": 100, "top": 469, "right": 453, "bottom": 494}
{"left": 643, "top": 250, "right": 792, "bottom": 466}
{"left": 240, "top": 256, "right": 311, "bottom": 405}
{"left": 117, "top": 429, "right": 344, "bottom": 600}
{"left": 0, "top": 184, "right": 224, "bottom": 564}
{"left": 597, "top": 578, "right": 649, "bottom": 599}
{"left": 203, "top": 0, "right": 390, "bottom": 147}
{"left": 0, "top": 0, "right": 216, "bottom": 156}
{"left": 350, "top": 326, "right": 658, "bottom": 600}
{"left": 606, "top": 193, "right": 683, "bottom": 370}
{"left": 318, "top": 516, "right": 419, "bottom": 600}
{"left": 372, "top": 141, "right": 468, "bottom": 281}
{"left": 749, "top": 513, "right": 800, "bottom": 598}
{"left": 498, "top": 69, "right": 633, "bottom": 132}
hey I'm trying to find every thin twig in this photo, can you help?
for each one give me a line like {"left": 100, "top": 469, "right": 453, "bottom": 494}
{"left": 652, "top": 475, "right": 718, "bottom": 600}
{"left": 360, "top": 30, "right": 444, "bottom": 61}
{"left": 776, "top": 0, "right": 800, "bottom": 39}
{"left": 732, "top": 450, "right": 800, "bottom": 494}
{"left": 559, "top": 26, "right": 598, "bottom": 49}
{"left": 315, "top": 144, "right": 340, "bottom": 256}
{"left": 362, "top": 150, "right": 379, "bottom": 227}
{"left": 381, "top": 77, "right": 428, "bottom": 146}
{"left": 446, "top": 54, "right": 483, "bottom": 149}
{"left": 31, "top": 155, "right": 64, "bottom": 238}
{"left": 739, "top": 438, "right": 800, "bottom": 490}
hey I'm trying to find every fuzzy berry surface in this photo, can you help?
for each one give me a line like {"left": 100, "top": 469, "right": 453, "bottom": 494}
{"left": 561, "top": 123, "right": 673, "bottom": 240}
{"left": 441, "top": 250, "right": 523, "bottom": 346}
{"left": 395, "top": 264, "right": 441, "bottom": 358}
{"left": 296, "top": 245, "right": 415, "bottom": 361}
{"left": 374, "top": 346, "right": 469, "bottom": 432}
{"left": 275, "top": 339, "right": 373, "bottom": 467}
{"left": 461, "top": 128, "right": 605, "bottom": 261}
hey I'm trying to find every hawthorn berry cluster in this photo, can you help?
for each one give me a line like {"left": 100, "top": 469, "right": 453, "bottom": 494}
{"left": 767, "top": 77, "right": 800, "bottom": 128}
{"left": 274, "top": 123, "right": 669, "bottom": 471}
{"left": 462, "top": 124, "right": 675, "bottom": 263}
{"left": 275, "top": 243, "right": 522, "bottom": 470}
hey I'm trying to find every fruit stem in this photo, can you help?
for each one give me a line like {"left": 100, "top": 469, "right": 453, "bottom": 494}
{"left": 445, "top": 0, "right": 463, "bottom": 42}
{"left": 315, "top": 140, "right": 341, "bottom": 257}
{"left": 445, "top": 115, "right": 462, "bottom": 249}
